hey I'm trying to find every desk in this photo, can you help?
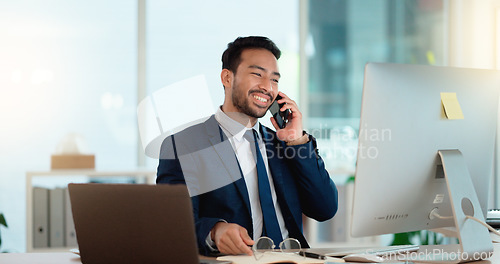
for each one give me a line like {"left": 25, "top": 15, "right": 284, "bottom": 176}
{"left": 0, "top": 252, "right": 81, "bottom": 264}
{"left": 1, "top": 244, "right": 500, "bottom": 264}
{"left": 0, "top": 253, "right": 218, "bottom": 264}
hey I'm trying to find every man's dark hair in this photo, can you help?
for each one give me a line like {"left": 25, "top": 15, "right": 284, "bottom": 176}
{"left": 222, "top": 36, "right": 281, "bottom": 73}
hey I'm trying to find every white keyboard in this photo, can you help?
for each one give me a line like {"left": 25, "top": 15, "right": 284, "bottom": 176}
{"left": 324, "top": 245, "right": 420, "bottom": 257}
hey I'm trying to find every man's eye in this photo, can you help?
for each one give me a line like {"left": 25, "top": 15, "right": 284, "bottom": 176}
{"left": 272, "top": 79, "right": 279, "bottom": 83}
{"left": 251, "top": 72, "right": 261, "bottom": 77}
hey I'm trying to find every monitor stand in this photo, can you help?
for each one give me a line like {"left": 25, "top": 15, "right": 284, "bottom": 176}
{"left": 405, "top": 149, "right": 493, "bottom": 263}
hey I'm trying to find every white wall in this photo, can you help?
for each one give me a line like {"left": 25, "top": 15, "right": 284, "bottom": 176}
{"left": 0, "top": 0, "right": 138, "bottom": 252}
{"left": 446, "top": 0, "right": 500, "bottom": 208}
{"left": 448, "top": 0, "right": 498, "bottom": 69}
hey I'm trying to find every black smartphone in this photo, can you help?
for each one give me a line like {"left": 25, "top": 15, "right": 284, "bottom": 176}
{"left": 268, "top": 95, "right": 290, "bottom": 129}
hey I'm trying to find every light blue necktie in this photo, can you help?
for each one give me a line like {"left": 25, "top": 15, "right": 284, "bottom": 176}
{"left": 249, "top": 129, "right": 283, "bottom": 244}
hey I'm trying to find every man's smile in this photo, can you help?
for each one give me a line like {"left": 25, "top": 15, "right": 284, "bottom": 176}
{"left": 250, "top": 92, "right": 272, "bottom": 107}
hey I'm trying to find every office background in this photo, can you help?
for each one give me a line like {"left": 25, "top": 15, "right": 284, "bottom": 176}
{"left": 0, "top": 0, "right": 499, "bottom": 253}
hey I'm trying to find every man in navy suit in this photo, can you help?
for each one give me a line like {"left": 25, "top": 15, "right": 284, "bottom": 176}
{"left": 157, "top": 36, "right": 338, "bottom": 256}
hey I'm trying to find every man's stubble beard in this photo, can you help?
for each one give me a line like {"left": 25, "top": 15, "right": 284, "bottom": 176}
{"left": 231, "top": 79, "right": 268, "bottom": 119}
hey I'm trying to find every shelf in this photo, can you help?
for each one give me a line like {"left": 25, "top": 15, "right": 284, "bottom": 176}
{"left": 26, "top": 169, "right": 156, "bottom": 253}
{"left": 26, "top": 169, "right": 157, "bottom": 177}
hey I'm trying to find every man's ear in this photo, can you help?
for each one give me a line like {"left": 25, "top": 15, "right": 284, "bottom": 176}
{"left": 221, "top": 69, "right": 233, "bottom": 89}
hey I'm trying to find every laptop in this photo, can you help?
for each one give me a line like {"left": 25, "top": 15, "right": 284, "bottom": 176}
{"left": 68, "top": 183, "right": 229, "bottom": 264}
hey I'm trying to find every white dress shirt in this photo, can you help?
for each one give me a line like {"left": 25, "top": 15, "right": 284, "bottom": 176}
{"left": 214, "top": 107, "right": 289, "bottom": 241}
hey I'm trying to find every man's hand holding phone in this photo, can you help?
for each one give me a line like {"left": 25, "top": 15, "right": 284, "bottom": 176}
{"left": 269, "top": 92, "right": 304, "bottom": 143}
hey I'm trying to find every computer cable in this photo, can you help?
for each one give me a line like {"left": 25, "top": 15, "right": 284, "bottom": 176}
{"left": 430, "top": 209, "right": 500, "bottom": 237}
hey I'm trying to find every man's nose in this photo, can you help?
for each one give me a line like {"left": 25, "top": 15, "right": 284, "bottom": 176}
{"left": 259, "top": 78, "right": 273, "bottom": 92}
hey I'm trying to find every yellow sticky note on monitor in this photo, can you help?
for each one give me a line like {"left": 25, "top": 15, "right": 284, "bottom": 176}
{"left": 441, "top": 92, "right": 464, "bottom": 120}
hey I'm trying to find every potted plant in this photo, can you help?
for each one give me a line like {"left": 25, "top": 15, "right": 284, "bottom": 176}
{"left": 391, "top": 230, "right": 445, "bottom": 246}
{"left": 0, "top": 213, "right": 7, "bottom": 252}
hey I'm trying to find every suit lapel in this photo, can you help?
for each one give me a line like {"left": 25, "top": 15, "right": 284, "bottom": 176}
{"left": 205, "top": 115, "right": 251, "bottom": 216}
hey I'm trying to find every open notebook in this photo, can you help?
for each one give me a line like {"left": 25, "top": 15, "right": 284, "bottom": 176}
{"left": 217, "top": 251, "right": 344, "bottom": 264}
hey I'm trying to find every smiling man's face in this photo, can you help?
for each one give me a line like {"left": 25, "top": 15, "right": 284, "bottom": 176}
{"left": 228, "top": 48, "right": 281, "bottom": 119}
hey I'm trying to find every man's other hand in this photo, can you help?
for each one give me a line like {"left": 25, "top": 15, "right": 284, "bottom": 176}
{"left": 211, "top": 222, "right": 254, "bottom": 255}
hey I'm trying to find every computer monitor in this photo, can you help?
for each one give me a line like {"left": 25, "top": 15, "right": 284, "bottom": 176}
{"left": 351, "top": 63, "right": 500, "bottom": 262}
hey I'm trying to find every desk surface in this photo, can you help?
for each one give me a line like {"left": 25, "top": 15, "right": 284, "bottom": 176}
{"left": 0, "top": 252, "right": 81, "bottom": 264}
{"left": 0, "top": 252, "right": 219, "bottom": 264}
{"left": 1, "top": 244, "right": 500, "bottom": 264}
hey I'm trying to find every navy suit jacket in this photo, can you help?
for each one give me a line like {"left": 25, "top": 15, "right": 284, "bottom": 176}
{"left": 157, "top": 115, "right": 338, "bottom": 255}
